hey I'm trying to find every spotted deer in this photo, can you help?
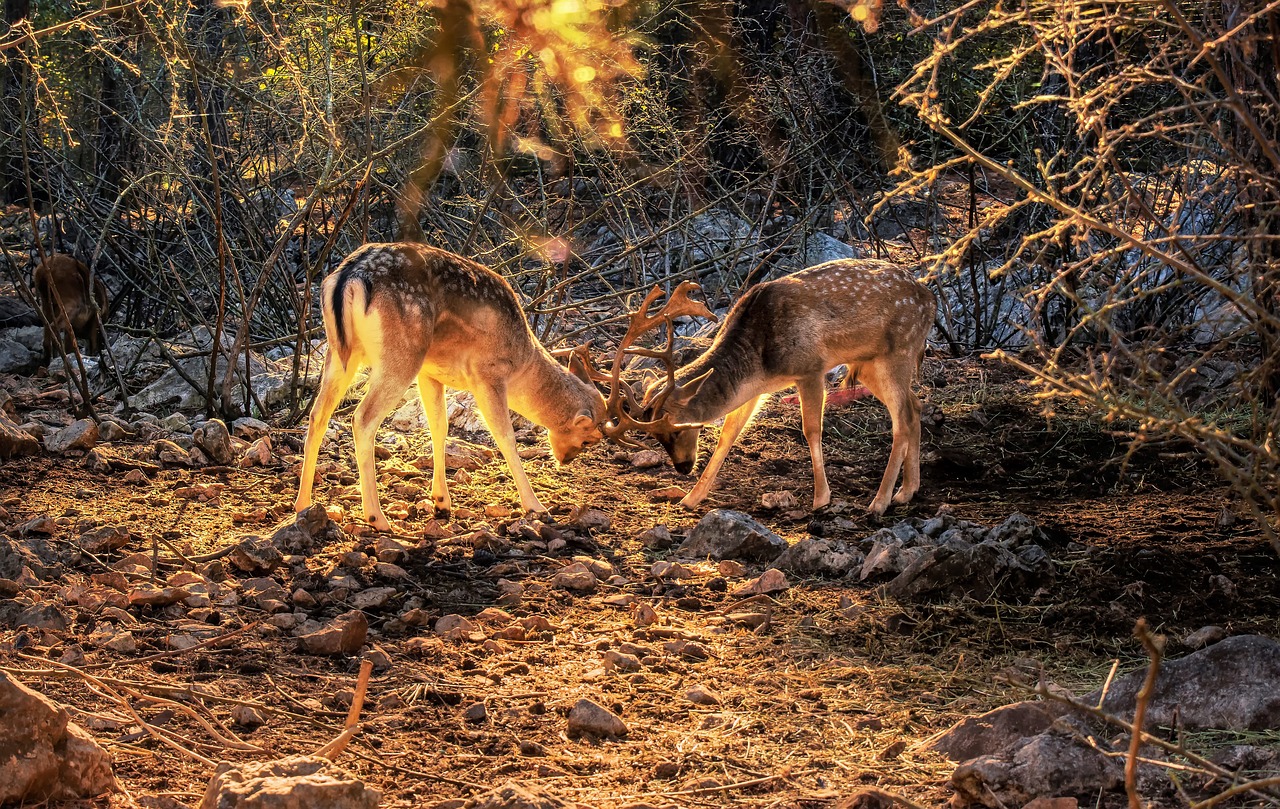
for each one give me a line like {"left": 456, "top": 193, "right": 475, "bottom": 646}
{"left": 295, "top": 243, "right": 606, "bottom": 531}
{"left": 33, "top": 253, "right": 108, "bottom": 365}
{"left": 604, "top": 259, "right": 935, "bottom": 514}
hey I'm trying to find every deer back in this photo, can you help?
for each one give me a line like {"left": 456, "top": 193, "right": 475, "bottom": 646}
{"left": 326, "top": 243, "right": 536, "bottom": 367}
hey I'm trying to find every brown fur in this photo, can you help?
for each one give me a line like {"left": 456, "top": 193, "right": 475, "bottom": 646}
{"left": 296, "top": 243, "right": 606, "bottom": 530}
{"left": 642, "top": 259, "right": 936, "bottom": 514}
{"left": 32, "top": 253, "right": 108, "bottom": 365}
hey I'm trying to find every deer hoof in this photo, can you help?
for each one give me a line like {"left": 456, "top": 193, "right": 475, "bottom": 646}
{"left": 867, "top": 499, "right": 889, "bottom": 517}
{"left": 368, "top": 514, "right": 394, "bottom": 533}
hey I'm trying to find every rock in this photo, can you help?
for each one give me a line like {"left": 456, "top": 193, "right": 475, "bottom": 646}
{"left": 566, "top": 698, "right": 628, "bottom": 738}
{"left": 194, "top": 419, "right": 236, "bottom": 465}
{"left": 349, "top": 587, "right": 397, "bottom": 611}
{"left": 434, "top": 614, "right": 477, "bottom": 638}
{"left": 0, "top": 333, "right": 39, "bottom": 374}
{"left": 197, "top": 755, "right": 380, "bottom": 809}
{"left": 1182, "top": 625, "right": 1227, "bottom": 649}
{"left": 603, "top": 650, "right": 642, "bottom": 672}
{"left": 651, "top": 560, "right": 695, "bottom": 580}
{"left": 231, "top": 705, "right": 267, "bottom": 728}
{"left": 45, "top": 419, "right": 98, "bottom": 454}
{"left": 949, "top": 726, "right": 1122, "bottom": 808}
{"left": 926, "top": 701, "right": 1063, "bottom": 762}
{"left": 685, "top": 685, "right": 722, "bottom": 706}
{"left": 0, "top": 297, "right": 40, "bottom": 327}
{"left": 718, "top": 560, "right": 745, "bottom": 577}
{"left": 678, "top": 509, "right": 789, "bottom": 562}
{"left": 734, "top": 568, "right": 790, "bottom": 596}
{"left": 232, "top": 417, "right": 271, "bottom": 440}
{"left": 574, "top": 509, "right": 612, "bottom": 532}
{"left": 78, "top": 526, "right": 130, "bottom": 554}
{"left": 128, "top": 586, "right": 188, "bottom": 607}
{"left": 648, "top": 486, "right": 687, "bottom": 502}
{"left": 241, "top": 577, "right": 289, "bottom": 609}
{"left": 98, "top": 421, "right": 129, "bottom": 442}
{"left": 1091, "top": 635, "right": 1280, "bottom": 730}
{"left": 0, "top": 533, "right": 62, "bottom": 580}
{"left": 15, "top": 604, "right": 69, "bottom": 632}
{"left": 796, "top": 234, "right": 859, "bottom": 268}
{"left": 463, "top": 702, "right": 487, "bottom": 723}
{"left": 771, "top": 538, "right": 865, "bottom": 578}
{"left": 985, "top": 513, "right": 1044, "bottom": 548}
{"left": 297, "top": 611, "right": 368, "bottom": 655}
{"left": 0, "top": 414, "right": 39, "bottom": 458}
{"left": 551, "top": 562, "right": 597, "bottom": 592}
{"left": 154, "top": 439, "right": 191, "bottom": 466}
{"left": 760, "top": 490, "right": 797, "bottom": 510}
{"left": 229, "top": 536, "right": 284, "bottom": 574}
{"left": 271, "top": 505, "right": 341, "bottom": 554}
{"left": 0, "top": 672, "right": 116, "bottom": 803}
{"left": 630, "top": 450, "right": 665, "bottom": 468}
{"left": 637, "top": 524, "right": 673, "bottom": 551}
{"left": 884, "top": 541, "right": 1054, "bottom": 602}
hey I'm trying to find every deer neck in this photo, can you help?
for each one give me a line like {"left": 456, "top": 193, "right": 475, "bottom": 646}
{"left": 508, "top": 349, "right": 583, "bottom": 429}
{"left": 675, "top": 336, "right": 764, "bottom": 424}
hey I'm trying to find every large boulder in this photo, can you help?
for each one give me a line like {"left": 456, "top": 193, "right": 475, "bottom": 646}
{"left": 926, "top": 701, "right": 1064, "bottom": 762}
{"left": 677, "top": 509, "right": 789, "bottom": 562}
{"left": 771, "top": 537, "right": 865, "bottom": 578}
{"left": 1091, "top": 634, "right": 1280, "bottom": 730}
{"left": 271, "top": 505, "right": 342, "bottom": 554}
{"left": 0, "top": 672, "right": 116, "bottom": 803}
{"left": 883, "top": 540, "right": 1054, "bottom": 602}
{"left": 197, "top": 755, "right": 380, "bottom": 809}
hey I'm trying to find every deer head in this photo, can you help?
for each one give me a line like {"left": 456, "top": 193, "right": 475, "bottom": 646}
{"left": 601, "top": 281, "right": 717, "bottom": 457}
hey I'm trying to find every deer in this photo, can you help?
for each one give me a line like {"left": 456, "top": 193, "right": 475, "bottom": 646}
{"left": 295, "top": 243, "right": 607, "bottom": 532}
{"left": 602, "top": 259, "right": 935, "bottom": 515}
{"left": 32, "top": 253, "right": 109, "bottom": 366}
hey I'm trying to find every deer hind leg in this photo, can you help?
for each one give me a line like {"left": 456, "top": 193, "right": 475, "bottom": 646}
{"left": 416, "top": 372, "right": 451, "bottom": 515}
{"left": 352, "top": 358, "right": 421, "bottom": 532}
{"left": 472, "top": 381, "right": 546, "bottom": 514}
{"left": 794, "top": 375, "right": 831, "bottom": 510}
{"left": 858, "top": 356, "right": 921, "bottom": 515}
{"left": 681, "top": 394, "right": 764, "bottom": 509}
{"left": 295, "top": 351, "right": 359, "bottom": 515}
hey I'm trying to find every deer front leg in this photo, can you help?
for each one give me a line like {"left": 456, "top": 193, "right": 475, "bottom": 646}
{"left": 417, "top": 372, "right": 451, "bottom": 515}
{"left": 295, "top": 352, "right": 357, "bottom": 515}
{"left": 472, "top": 382, "right": 548, "bottom": 514}
{"left": 680, "top": 395, "right": 763, "bottom": 509}
{"left": 794, "top": 376, "right": 831, "bottom": 510}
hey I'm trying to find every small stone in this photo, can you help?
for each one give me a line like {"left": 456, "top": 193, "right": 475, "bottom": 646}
{"left": 651, "top": 560, "right": 695, "bottom": 580}
{"left": 760, "top": 490, "right": 797, "bottom": 510}
{"left": 685, "top": 684, "right": 722, "bottom": 706}
{"left": 518, "top": 740, "right": 547, "bottom": 757}
{"left": 193, "top": 419, "right": 235, "bottom": 466}
{"left": 637, "top": 524, "right": 673, "bottom": 550}
{"left": 102, "top": 630, "right": 137, "bottom": 653}
{"left": 363, "top": 645, "right": 393, "bottom": 671}
{"left": 45, "top": 419, "right": 98, "bottom": 454}
{"left": 228, "top": 536, "right": 283, "bottom": 574}
{"left": 291, "top": 588, "right": 317, "bottom": 609}
{"left": 0, "top": 671, "right": 116, "bottom": 801}
{"left": 630, "top": 450, "right": 665, "bottom": 468}
{"left": 230, "top": 704, "right": 266, "bottom": 728}
{"left": 1182, "top": 625, "right": 1227, "bottom": 649}
{"left": 566, "top": 698, "right": 628, "bottom": 738}
{"left": 575, "top": 509, "right": 612, "bottom": 532}
{"left": 434, "top": 614, "right": 477, "bottom": 638}
{"left": 98, "top": 421, "right": 128, "bottom": 442}
{"left": 349, "top": 586, "right": 397, "bottom": 611}
{"left": 374, "top": 562, "right": 409, "bottom": 580}
{"left": 128, "top": 585, "right": 188, "bottom": 607}
{"left": 231, "top": 417, "right": 270, "bottom": 440}
{"left": 633, "top": 603, "right": 659, "bottom": 628}
{"left": 603, "top": 650, "right": 642, "bottom": 672}
{"left": 734, "top": 568, "right": 790, "bottom": 596}
{"left": 717, "top": 560, "right": 745, "bottom": 577}
{"left": 297, "top": 610, "right": 368, "bottom": 655}
{"left": 79, "top": 525, "right": 130, "bottom": 554}
{"left": 463, "top": 702, "right": 487, "bottom": 723}
{"left": 648, "top": 486, "right": 686, "bottom": 503}
{"left": 551, "top": 562, "right": 597, "bottom": 592}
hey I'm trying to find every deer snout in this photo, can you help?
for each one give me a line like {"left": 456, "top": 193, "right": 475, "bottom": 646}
{"left": 674, "top": 459, "right": 695, "bottom": 475}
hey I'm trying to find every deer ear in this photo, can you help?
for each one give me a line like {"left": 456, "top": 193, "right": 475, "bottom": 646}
{"left": 673, "top": 368, "right": 714, "bottom": 406}
{"left": 567, "top": 352, "right": 592, "bottom": 384}
{"left": 572, "top": 413, "right": 594, "bottom": 429}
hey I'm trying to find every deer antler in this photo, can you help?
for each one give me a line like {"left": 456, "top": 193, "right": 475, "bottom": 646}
{"left": 602, "top": 281, "right": 717, "bottom": 446}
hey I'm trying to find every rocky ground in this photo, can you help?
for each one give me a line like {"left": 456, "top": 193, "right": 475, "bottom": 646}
{"left": 1, "top": 356, "right": 1278, "bottom": 809}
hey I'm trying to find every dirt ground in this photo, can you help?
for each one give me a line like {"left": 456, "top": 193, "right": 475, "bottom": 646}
{"left": 2, "top": 355, "right": 1278, "bottom": 808}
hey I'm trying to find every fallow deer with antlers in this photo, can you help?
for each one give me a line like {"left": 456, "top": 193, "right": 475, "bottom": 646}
{"left": 603, "top": 259, "right": 935, "bottom": 515}
{"left": 295, "top": 243, "right": 606, "bottom": 531}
